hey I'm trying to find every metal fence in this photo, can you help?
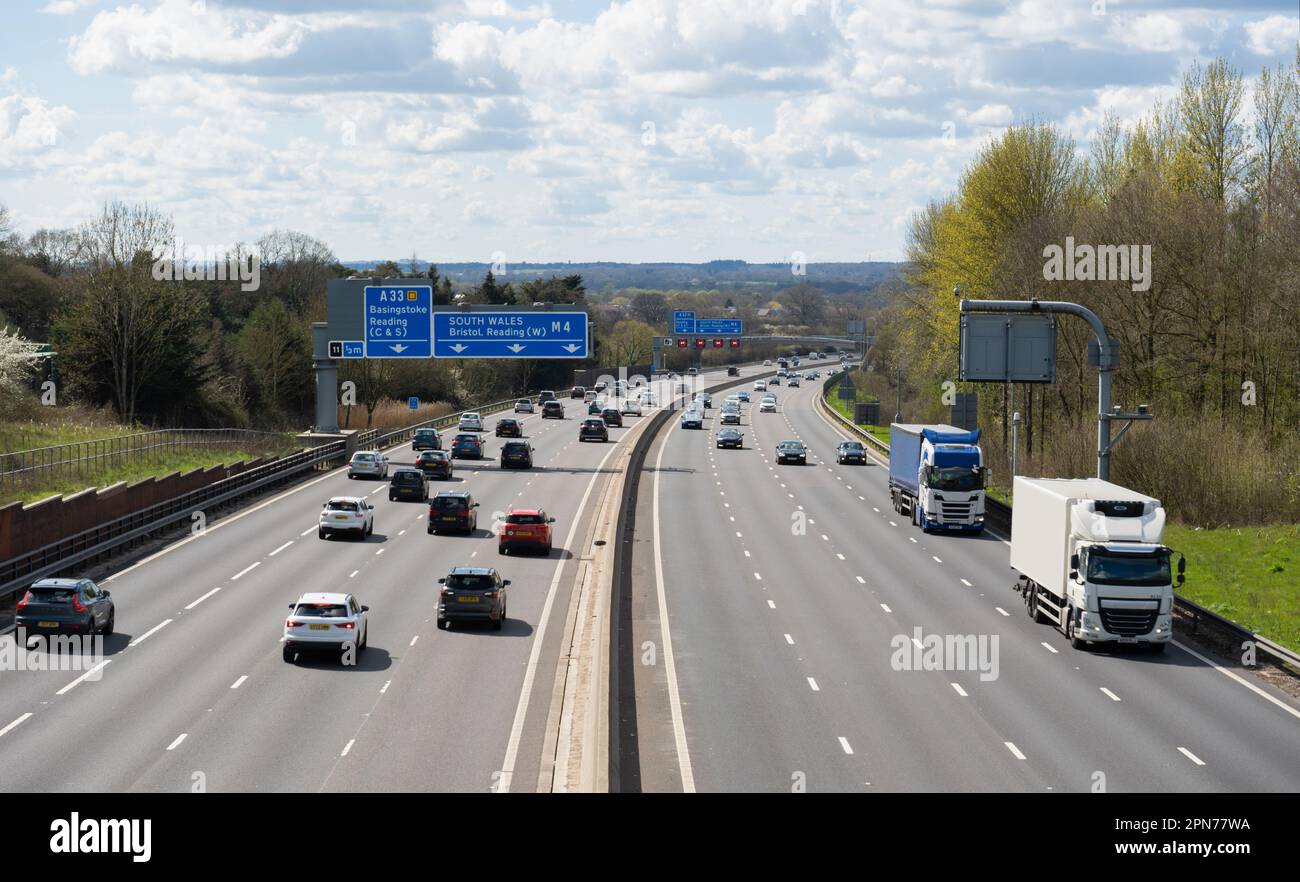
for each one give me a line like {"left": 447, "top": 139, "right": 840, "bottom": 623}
{"left": 0, "top": 428, "right": 296, "bottom": 493}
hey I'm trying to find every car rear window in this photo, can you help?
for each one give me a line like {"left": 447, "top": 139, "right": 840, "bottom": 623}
{"left": 326, "top": 501, "right": 359, "bottom": 512}
{"left": 455, "top": 434, "right": 480, "bottom": 443}
{"left": 415, "top": 429, "right": 436, "bottom": 437}
{"left": 29, "top": 586, "right": 76, "bottom": 603}
{"left": 584, "top": 420, "right": 603, "bottom": 427}
{"left": 432, "top": 496, "right": 469, "bottom": 510}
{"left": 393, "top": 471, "right": 422, "bottom": 484}
{"left": 354, "top": 453, "right": 377, "bottom": 461}
{"left": 544, "top": 402, "right": 562, "bottom": 409}
{"left": 294, "top": 603, "right": 349, "bottom": 618}
{"left": 504, "top": 442, "right": 529, "bottom": 452}
{"left": 507, "top": 514, "right": 544, "bottom": 525}
{"left": 423, "top": 450, "right": 448, "bottom": 461}
{"left": 447, "top": 574, "right": 494, "bottom": 590}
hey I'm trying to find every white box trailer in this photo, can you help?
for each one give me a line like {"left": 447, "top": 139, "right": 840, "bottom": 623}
{"left": 1011, "top": 477, "right": 1184, "bottom": 651}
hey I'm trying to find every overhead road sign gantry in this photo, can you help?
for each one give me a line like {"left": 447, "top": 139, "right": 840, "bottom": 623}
{"left": 433, "top": 310, "right": 589, "bottom": 359}
{"left": 674, "top": 311, "right": 697, "bottom": 334}
{"left": 364, "top": 285, "right": 432, "bottom": 358}
{"left": 697, "top": 318, "right": 742, "bottom": 335}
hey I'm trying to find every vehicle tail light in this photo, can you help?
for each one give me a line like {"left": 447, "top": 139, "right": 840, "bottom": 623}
{"left": 335, "top": 622, "right": 355, "bottom": 629}
{"left": 72, "top": 593, "right": 87, "bottom": 613}
{"left": 286, "top": 620, "right": 302, "bottom": 628}
{"left": 441, "top": 589, "right": 454, "bottom": 598}
{"left": 484, "top": 591, "right": 498, "bottom": 599}
{"left": 16, "top": 591, "right": 31, "bottom": 612}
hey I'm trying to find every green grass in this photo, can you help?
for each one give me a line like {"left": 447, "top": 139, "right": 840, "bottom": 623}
{"left": 0, "top": 420, "right": 140, "bottom": 453}
{"left": 1163, "top": 524, "right": 1300, "bottom": 654}
{"left": 2, "top": 448, "right": 281, "bottom": 508}
{"left": 823, "top": 387, "right": 890, "bottom": 445}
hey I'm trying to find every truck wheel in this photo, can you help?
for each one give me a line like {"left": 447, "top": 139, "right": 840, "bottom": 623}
{"left": 1067, "top": 611, "right": 1087, "bottom": 650}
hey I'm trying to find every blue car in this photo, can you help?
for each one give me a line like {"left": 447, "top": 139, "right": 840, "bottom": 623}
{"left": 451, "top": 433, "right": 485, "bottom": 459}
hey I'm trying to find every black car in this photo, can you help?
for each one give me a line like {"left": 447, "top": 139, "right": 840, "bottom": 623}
{"left": 428, "top": 491, "right": 479, "bottom": 534}
{"left": 716, "top": 428, "right": 744, "bottom": 449}
{"left": 438, "top": 567, "right": 510, "bottom": 630}
{"left": 16, "top": 578, "right": 115, "bottom": 639}
{"left": 389, "top": 468, "right": 429, "bottom": 501}
{"left": 570, "top": 386, "right": 585, "bottom": 399}
{"left": 601, "top": 408, "right": 623, "bottom": 428}
{"left": 836, "top": 440, "right": 867, "bottom": 464}
{"left": 500, "top": 440, "right": 534, "bottom": 469}
{"left": 495, "top": 418, "right": 523, "bottom": 437}
{"left": 727, "top": 366, "right": 740, "bottom": 376}
{"left": 776, "top": 440, "right": 808, "bottom": 464}
{"left": 542, "top": 401, "right": 565, "bottom": 419}
{"left": 579, "top": 418, "right": 608, "bottom": 442}
{"left": 417, "top": 449, "right": 453, "bottom": 479}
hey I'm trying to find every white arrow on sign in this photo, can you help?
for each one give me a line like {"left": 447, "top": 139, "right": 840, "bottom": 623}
{"left": 507, "top": 344, "right": 526, "bottom": 353}
{"left": 449, "top": 344, "right": 468, "bottom": 353}
{"left": 563, "top": 344, "right": 581, "bottom": 353}
{"left": 391, "top": 344, "right": 408, "bottom": 353}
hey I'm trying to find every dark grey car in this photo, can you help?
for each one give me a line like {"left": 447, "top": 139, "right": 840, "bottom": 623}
{"left": 15, "top": 578, "right": 115, "bottom": 639}
{"left": 437, "top": 567, "right": 511, "bottom": 630}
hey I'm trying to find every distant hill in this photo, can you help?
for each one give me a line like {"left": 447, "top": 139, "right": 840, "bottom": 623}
{"left": 341, "top": 260, "right": 903, "bottom": 296}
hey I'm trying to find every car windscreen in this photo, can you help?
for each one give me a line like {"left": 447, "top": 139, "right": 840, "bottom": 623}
{"left": 507, "top": 514, "right": 544, "bottom": 525}
{"left": 294, "top": 603, "right": 348, "bottom": 618}
{"left": 431, "top": 496, "right": 469, "bottom": 510}
{"left": 446, "top": 574, "right": 494, "bottom": 590}
{"left": 1087, "top": 550, "right": 1171, "bottom": 587}
{"left": 326, "top": 501, "right": 359, "bottom": 512}
{"left": 842, "top": 442, "right": 864, "bottom": 451}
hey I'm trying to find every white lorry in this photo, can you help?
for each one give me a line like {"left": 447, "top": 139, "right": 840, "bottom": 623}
{"left": 1011, "top": 477, "right": 1184, "bottom": 652}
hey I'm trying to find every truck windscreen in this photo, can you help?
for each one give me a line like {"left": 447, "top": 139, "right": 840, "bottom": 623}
{"left": 1087, "top": 550, "right": 1171, "bottom": 587}
{"left": 927, "top": 467, "right": 984, "bottom": 492}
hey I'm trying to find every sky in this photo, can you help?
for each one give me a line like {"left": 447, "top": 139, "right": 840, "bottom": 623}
{"left": 0, "top": 0, "right": 1298, "bottom": 264}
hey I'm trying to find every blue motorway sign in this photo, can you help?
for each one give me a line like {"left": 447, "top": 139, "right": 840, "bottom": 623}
{"left": 673, "top": 310, "right": 696, "bottom": 334}
{"left": 328, "top": 340, "right": 364, "bottom": 359}
{"left": 364, "top": 285, "right": 432, "bottom": 358}
{"left": 408, "top": 397, "right": 420, "bottom": 410}
{"left": 696, "top": 318, "right": 742, "bottom": 335}
{"left": 434, "top": 310, "right": 589, "bottom": 359}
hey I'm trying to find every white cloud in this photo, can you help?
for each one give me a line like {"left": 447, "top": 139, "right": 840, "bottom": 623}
{"left": 1244, "top": 15, "right": 1299, "bottom": 56}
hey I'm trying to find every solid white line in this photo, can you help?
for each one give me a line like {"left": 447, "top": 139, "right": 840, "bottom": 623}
{"left": 784, "top": 634, "right": 794, "bottom": 645}
{"left": 230, "top": 676, "right": 247, "bottom": 689}
{"left": 1041, "top": 642, "right": 1059, "bottom": 654}
{"left": 1004, "top": 741, "right": 1026, "bottom": 760}
{"left": 951, "top": 683, "right": 968, "bottom": 697}
{"left": 880, "top": 603, "right": 891, "bottom": 613}
{"left": 129, "top": 619, "right": 172, "bottom": 647}
{"left": 1171, "top": 639, "right": 1300, "bottom": 721}
{"left": 185, "top": 587, "right": 222, "bottom": 610}
{"left": 166, "top": 733, "right": 187, "bottom": 751}
{"left": 341, "top": 739, "right": 355, "bottom": 757}
{"left": 269, "top": 540, "right": 293, "bottom": 557}
{"left": 0, "top": 713, "right": 33, "bottom": 738}
{"left": 1178, "top": 746, "right": 1205, "bottom": 766}
{"left": 838, "top": 737, "right": 854, "bottom": 755}
{"left": 807, "top": 677, "right": 820, "bottom": 692}
{"left": 231, "top": 562, "right": 260, "bottom": 581}
{"left": 995, "top": 607, "right": 1010, "bottom": 617}
{"left": 1100, "top": 687, "right": 1121, "bottom": 702}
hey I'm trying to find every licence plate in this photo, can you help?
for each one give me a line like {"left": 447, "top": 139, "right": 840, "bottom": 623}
{"left": 39, "top": 621, "right": 59, "bottom": 629}
{"left": 334, "top": 515, "right": 349, "bottom": 520}
{"left": 443, "top": 516, "right": 459, "bottom": 522}
{"left": 309, "top": 624, "right": 330, "bottom": 630}
{"left": 1118, "top": 636, "right": 1137, "bottom": 643}
{"left": 458, "top": 596, "right": 480, "bottom": 603}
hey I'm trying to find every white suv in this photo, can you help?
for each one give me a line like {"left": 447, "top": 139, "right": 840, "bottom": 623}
{"left": 459, "top": 412, "right": 484, "bottom": 432}
{"left": 754, "top": 380, "right": 767, "bottom": 392}
{"left": 348, "top": 450, "right": 388, "bottom": 479}
{"left": 760, "top": 396, "right": 777, "bottom": 413}
{"left": 283, "top": 592, "right": 369, "bottom": 662}
{"left": 319, "top": 496, "right": 374, "bottom": 540}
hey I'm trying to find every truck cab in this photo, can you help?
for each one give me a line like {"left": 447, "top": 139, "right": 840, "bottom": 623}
{"left": 888, "top": 424, "right": 987, "bottom": 533}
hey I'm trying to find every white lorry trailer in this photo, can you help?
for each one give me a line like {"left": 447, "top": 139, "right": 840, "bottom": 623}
{"left": 1011, "top": 477, "right": 1184, "bottom": 651}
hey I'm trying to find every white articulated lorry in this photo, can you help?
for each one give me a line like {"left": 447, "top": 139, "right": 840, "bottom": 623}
{"left": 1011, "top": 477, "right": 1185, "bottom": 652}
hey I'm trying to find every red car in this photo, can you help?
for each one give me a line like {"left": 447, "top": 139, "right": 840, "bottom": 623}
{"left": 498, "top": 507, "right": 555, "bottom": 556}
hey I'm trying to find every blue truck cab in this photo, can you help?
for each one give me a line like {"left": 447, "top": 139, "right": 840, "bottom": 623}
{"left": 888, "top": 424, "right": 987, "bottom": 534}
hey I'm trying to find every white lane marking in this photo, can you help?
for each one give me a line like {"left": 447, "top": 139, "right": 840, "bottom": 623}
{"left": 341, "top": 739, "right": 356, "bottom": 757}
{"left": 836, "top": 553, "right": 845, "bottom": 560}
{"left": 820, "top": 534, "right": 829, "bottom": 541}
{"left": 380, "top": 680, "right": 391, "bottom": 694}
{"left": 889, "top": 521, "right": 897, "bottom": 527}
{"left": 855, "top": 576, "right": 866, "bottom": 584}
{"left": 349, "top": 570, "right": 359, "bottom": 579}
{"left": 129, "top": 619, "right": 172, "bottom": 647}
{"left": 398, "top": 529, "right": 406, "bottom": 536}
{"left": 166, "top": 733, "right": 187, "bottom": 751}
{"left": 951, "top": 683, "right": 968, "bottom": 697}
{"left": 995, "top": 607, "right": 1010, "bottom": 617}
{"left": 932, "top": 556, "right": 942, "bottom": 564}
{"left": 409, "top": 635, "right": 418, "bottom": 647}
{"left": 858, "top": 495, "right": 865, "bottom": 500}
{"left": 753, "top": 573, "right": 762, "bottom": 581}
{"left": 1041, "top": 642, "right": 1059, "bottom": 654}
{"left": 961, "top": 578, "right": 972, "bottom": 587}
{"left": 880, "top": 604, "right": 891, "bottom": 613}
{"left": 908, "top": 537, "right": 917, "bottom": 544}
{"left": 375, "top": 548, "right": 384, "bottom": 556}
{"left": 1178, "top": 747, "right": 1205, "bottom": 766}
{"left": 269, "top": 540, "right": 293, "bottom": 557}
{"left": 1004, "top": 742, "right": 1026, "bottom": 760}
{"left": 838, "top": 737, "right": 854, "bottom": 755}
{"left": 743, "top": 550, "right": 751, "bottom": 557}
{"left": 767, "top": 600, "right": 776, "bottom": 609}
{"left": 231, "top": 562, "right": 260, "bottom": 581}
{"left": 1171, "top": 639, "right": 1300, "bottom": 721}
{"left": 873, "top": 507, "right": 880, "bottom": 512}
{"left": 500, "top": 416, "right": 649, "bottom": 793}
{"left": 184, "top": 587, "right": 222, "bottom": 610}
{"left": 784, "top": 634, "right": 794, "bottom": 645}
{"left": 230, "top": 676, "right": 247, "bottom": 689}
{"left": 300, "top": 527, "right": 316, "bottom": 537}
{"left": 735, "top": 532, "right": 743, "bottom": 538}
{"left": 1100, "top": 687, "right": 1121, "bottom": 702}
{"left": 807, "top": 677, "right": 820, "bottom": 692}
{"left": 0, "top": 713, "right": 33, "bottom": 738}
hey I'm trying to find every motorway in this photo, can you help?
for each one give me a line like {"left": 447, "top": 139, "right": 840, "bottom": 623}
{"left": 626, "top": 374, "right": 1300, "bottom": 792}
{"left": 0, "top": 363, "right": 745, "bottom": 793}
